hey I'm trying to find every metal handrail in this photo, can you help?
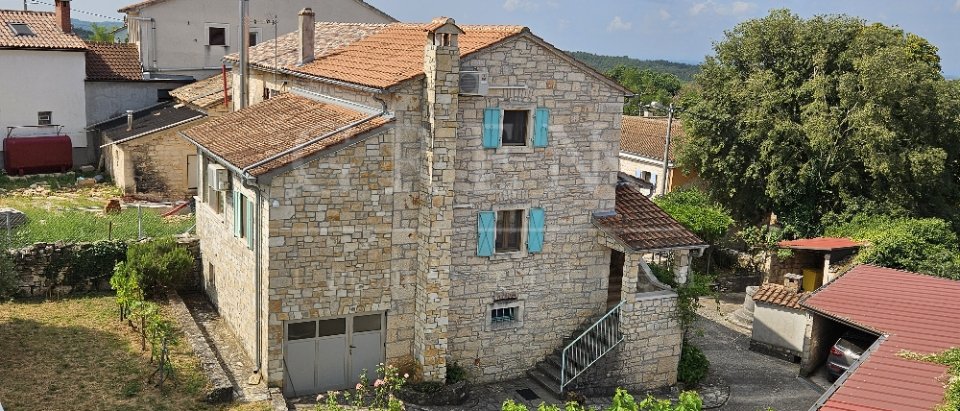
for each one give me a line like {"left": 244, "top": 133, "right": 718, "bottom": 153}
{"left": 560, "top": 300, "right": 625, "bottom": 392}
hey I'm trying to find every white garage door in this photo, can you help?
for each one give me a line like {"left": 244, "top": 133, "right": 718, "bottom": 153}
{"left": 284, "top": 313, "right": 384, "bottom": 397}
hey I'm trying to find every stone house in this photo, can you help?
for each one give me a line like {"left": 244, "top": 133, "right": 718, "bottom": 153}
{"left": 181, "top": 14, "right": 707, "bottom": 398}
{"left": 766, "top": 237, "right": 861, "bottom": 291}
{"left": 619, "top": 115, "right": 698, "bottom": 196}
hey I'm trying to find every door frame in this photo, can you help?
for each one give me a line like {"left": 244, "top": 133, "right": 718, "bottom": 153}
{"left": 282, "top": 311, "right": 387, "bottom": 396}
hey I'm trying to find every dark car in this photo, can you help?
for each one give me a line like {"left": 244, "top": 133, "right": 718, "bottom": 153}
{"left": 826, "top": 331, "right": 875, "bottom": 382}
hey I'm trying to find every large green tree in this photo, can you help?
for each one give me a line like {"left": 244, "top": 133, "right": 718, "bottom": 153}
{"left": 679, "top": 9, "right": 960, "bottom": 235}
{"left": 608, "top": 65, "right": 682, "bottom": 115}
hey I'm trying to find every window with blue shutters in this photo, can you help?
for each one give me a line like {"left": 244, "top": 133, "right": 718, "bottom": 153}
{"left": 245, "top": 198, "right": 254, "bottom": 249}
{"left": 533, "top": 107, "right": 549, "bottom": 147}
{"left": 527, "top": 207, "right": 545, "bottom": 253}
{"left": 477, "top": 211, "right": 496, "bottom": 256}
{"left": 482, "top": 108, "right": 502, "bottom": 149}
{"left": 232, "top": 191, "right": 242, "bottom": 238}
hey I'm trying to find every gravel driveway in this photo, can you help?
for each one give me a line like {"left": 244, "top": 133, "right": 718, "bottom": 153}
{"left": 689, "top": 294, "right": 823, "bottom": 411}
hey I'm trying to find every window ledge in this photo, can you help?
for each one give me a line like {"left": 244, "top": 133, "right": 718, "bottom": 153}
{"left": 490, "top": 250, "right": 527, "bottom": 260}
{"left": 495, "top": 145, "right": 534, "bottom": 154}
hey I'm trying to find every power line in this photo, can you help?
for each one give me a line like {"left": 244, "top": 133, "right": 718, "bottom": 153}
{"left": 26, "top": 0, "right": 124, "bottom": 22}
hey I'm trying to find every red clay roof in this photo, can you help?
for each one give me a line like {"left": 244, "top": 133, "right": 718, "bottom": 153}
{"left": 0, "top": 10, "right": 86, "bottom": 50}
{"left": 593, "top": 173, "right": 707, "bottom": 252}
{"left": 620, "top": 116, "right": 684, "bottom": 162}
{"left": 802, "top": 265, "right": 960, "bottom": 411}
{"left": 778, "top": 237, "right": 862, "bottom": 251}
{"left": 85, "top": 42, "right": 143, "bottom": 81}
{"left": 752, "top": 283, "right": 806, "bottom": 309}
{"left": 181, "top": 93, "right": 392, "bottom": 176}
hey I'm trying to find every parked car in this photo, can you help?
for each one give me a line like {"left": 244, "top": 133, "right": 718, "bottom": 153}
{"left": 826, "top": 331, "right": 875, "bottom": 381}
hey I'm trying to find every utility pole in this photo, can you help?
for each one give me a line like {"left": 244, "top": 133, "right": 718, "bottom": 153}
{"left": 238, "top": 0, "right": 250, "bottom": 109}
{"left": 661, "top": 103, "right": 674, "bottom": 196}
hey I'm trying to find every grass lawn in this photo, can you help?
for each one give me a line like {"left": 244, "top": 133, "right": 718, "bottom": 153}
{"left": 0, "top": 191, "right": 194, "bottom": 247}
{"left": 0, "top": 295, "right": 270, "bottom": 411}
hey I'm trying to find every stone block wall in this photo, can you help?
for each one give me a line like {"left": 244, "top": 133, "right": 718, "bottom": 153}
{"left": 103, "top": 122, "right": 203, "bottom": 199}
{"left": 447, "top": 35, "right": 623, "bottom": 382}
{"left": 767, "top": 250, "right": 821, "bottom": 285}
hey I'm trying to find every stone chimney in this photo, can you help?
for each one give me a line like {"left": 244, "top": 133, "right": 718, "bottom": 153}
{"left": 297, "top": 8, "right": 315, "bottom": 66}
{"left": 55, "top": 0, "right": 71, "bottom": 34}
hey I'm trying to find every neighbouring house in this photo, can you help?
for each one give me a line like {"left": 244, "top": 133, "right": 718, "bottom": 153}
{"left": 0, "top": 2, "right": 88, "bottom": 172}
{"left": 749, "top": 282, "right": 809, "bottom": 362}
{"left": 97, "top": 104, "right": 205, "bottom": 197}
{"left": 181, "top": 14, "right": 708, "bottom": 398}
{"left": 169, "top": 73, "right": 232, "bottom": 116}
{"left": 800, "top": 265, "right": 960, "bottom": 411}
{"left": 118, "top": 0, "right": 395, "bottom": 80}
{"left": 767, "top": 237, "right": 861, "bottom": 292}
{"left": 619, "top": 115, "right": 697, "bottom": 196}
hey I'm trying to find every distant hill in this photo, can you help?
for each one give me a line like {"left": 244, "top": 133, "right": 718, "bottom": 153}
{"left": 567, "top": 51, "right": 699, "bottom": 82}
{"left": 71, "top": 19, "right": 125, "bottom": 41}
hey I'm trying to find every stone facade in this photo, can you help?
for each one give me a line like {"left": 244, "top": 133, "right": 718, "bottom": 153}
{"left": 196, "top": 23, "right": 689, "bottom": 395}
{"left": 104, "top": 124, "right": 201, "bottom": 198}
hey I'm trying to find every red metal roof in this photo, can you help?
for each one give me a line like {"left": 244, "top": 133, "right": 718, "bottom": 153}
{"left": 801, "top": 265, "right": 960, "bottom": 411}
{"left": 778, "top": 237, "right": 862, "bottom": 251}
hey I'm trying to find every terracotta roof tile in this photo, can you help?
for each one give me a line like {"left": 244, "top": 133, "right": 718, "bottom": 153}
{"left": 181, "top": 93, "right": 392, "bottom": 176}
{"left": 85, "top": 42, "right": 143, "bottom": 81}
{"left": 0, "top": 10, "right": 86, "bottom": 50}
{"left": 620, "top": 116, "right": 684, "bottom": 161}
{"left": 233, "top": 22, "right": 389, "bottom": 70}
{"left": 778, "top": 237, "right": 862, "bottom": 251}
{"left": 594, "top": 173, "right": 707, "bottom": 252}
{"left": 752, "top": 283, "right": 806, "bottom": 309}
{"left": 802, "top": 265, "right": 960, "bottom": 411}
{"left": 170, "top": 74, "right": 231, "bottom": 109}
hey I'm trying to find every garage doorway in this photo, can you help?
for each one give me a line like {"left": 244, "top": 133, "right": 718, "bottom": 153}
{"left": 284, "top": 313, "right": 385, "bottom": 397}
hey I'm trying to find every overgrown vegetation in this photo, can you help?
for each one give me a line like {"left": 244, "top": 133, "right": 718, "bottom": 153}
{"left": 899, "top": 348, "right": 960, "bottom": 411}
{"left": 825, "top": 215, "right": 960, "bottom": 279}
{"left": 315, "top": 363, "right": 408, "bottom": 411}
{"left": 649, "top": 260, "right": 713, "bottom": 388}
{"left": 654, "top": 188, "right": 734, "bottom": 275}
{"left": 445, "top": 361, "right": 467, "bottom": 384}
{"left": 677, "top": 343, "right": 709, "bottom": 385}
{"left": 502, "top": 388, "right": 702, "bottom": 411}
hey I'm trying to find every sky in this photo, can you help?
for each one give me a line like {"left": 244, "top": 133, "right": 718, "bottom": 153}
{"left": 6, "top": 0, "right": 960, "bottom": 76}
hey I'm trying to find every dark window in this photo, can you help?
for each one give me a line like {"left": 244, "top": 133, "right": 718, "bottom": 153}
{"left": 491, "top": 307, "right": 516, "bottom": 323}
{"left": 37, "top": 111, "right": 52, "bottom": 126}
{"left": 208, "top": 26, "right": 226, "bottom": 46}
{"left": 9, "top": 23, "right": 34, "bottom": 36}
{"left": 501, "top": 110, "right": 528, "bottom": 146}
{"left": 157, "top": 89, "right": 173, "bottom": 101}
{"left": 353, "top": 315, "right": 381, "bottom": 333}
{"left": 249, "top": 31, "right": 259, "bottom": 46}
{"left": 317, "top": 318, "right": 346, "bottom": 337}
{"left": 288, "top": 321, "right": 316, "bottom": 340}
{"left": 495, "top": 209, "right": 523, "bottom": 252}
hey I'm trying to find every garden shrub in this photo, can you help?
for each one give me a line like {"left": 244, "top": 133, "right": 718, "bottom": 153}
{"left": 677, "top": 342, "right": 709, "bottom": 385}
{"left": 502, "top": 388, "right": 702, "bottom": 411}
{"left": 445, "top": 361, "right": 467, "bottom": 384}
{"left": 124, "top": 237, "right": 194, "bottom": 295}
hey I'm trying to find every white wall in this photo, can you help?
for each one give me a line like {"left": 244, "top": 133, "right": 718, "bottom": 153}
{"left": 128, "top": 0, "right": 394, "bottom": 79}
{"left": 0, "top": 49, "right": 87, "bottom": 148}
{"left": 85, "top": 81, "right": 191, "bottom": 125}
{"left": 752, "top": 303, "right": 809, "bottom": 353}
{"left": 620, "top": 153, "right": 667, "bottom": 195}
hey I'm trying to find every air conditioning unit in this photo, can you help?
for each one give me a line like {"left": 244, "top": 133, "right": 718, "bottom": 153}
{"left": 459, "top": 71, "right": 489, "bottom": 96}
{"left": 207, "top": 164, "right": 230, "bottom": 191}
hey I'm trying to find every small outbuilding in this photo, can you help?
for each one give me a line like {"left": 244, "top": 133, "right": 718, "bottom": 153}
{"left": 749, "top": 282, "right": 809, "bottom": 362}
{"left": 767, "top": 237, "right": 861, "bottom": 292}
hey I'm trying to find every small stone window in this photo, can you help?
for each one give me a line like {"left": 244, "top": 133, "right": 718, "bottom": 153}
{"left": 501, "top": 110, "right": 529, "bottom": 146}
{"left": 491, "top": 306, "right": 516, "bottom": 323}
{"left": 495, "top": 209, "right": 523, "bottom": 253}
{"left": 37, "top": 111, "right": 52, "bottom": 126}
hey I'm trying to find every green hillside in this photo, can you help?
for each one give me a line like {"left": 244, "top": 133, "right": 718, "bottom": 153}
{"left": 567, "top": 51, "right": 700, "bottom": 81}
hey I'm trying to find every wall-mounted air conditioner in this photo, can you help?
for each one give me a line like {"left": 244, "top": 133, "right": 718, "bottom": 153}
{"left": 460, "top": 71, "right": 489, "bottom": 96}
{"left": 208, "top": 164, "right": 230, "bottom": 191}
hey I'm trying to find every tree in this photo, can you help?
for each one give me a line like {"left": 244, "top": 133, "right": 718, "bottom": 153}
{"left": 678, "top": 9, "right": 960, "bottom": 236}
{"left": 608, "top": 65, "right": 682, "bottom": 116}
{"left": 89, "top": 23, "right": 115, "bottom": 43}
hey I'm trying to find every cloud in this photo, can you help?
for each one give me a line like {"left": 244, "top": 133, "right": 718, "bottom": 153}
{"left": 607, "top": 16, "right": 633, "bottom": 32}
{"left": 503, "top": 0, "right": 539, "bottom": 12}
{"left": 690, "top": 0, "right": 756, "bottom": 16}
{"left": 659, "top": 8, "right": 671, "bottom": 20}
{"left": 954, "top": 0, "right": 960, "bottom": 12}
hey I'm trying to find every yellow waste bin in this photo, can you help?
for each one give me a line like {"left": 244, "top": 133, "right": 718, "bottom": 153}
{"left": 802, "top": 268, "right": 823, "bottom": 292}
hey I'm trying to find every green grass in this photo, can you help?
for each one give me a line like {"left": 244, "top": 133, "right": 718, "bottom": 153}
{"left": 0, "top": 196, "right": 194, "bottom": 247}
{"left": 0, "top": 294, "right": 274, "bottom": 411}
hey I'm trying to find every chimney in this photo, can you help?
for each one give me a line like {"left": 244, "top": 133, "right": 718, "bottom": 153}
{"left": 298, "top": 8, "right": 315, "bottom": 65}
{"left": 126, "top": 110, "right": 135, "bottom": 131}
{"left": 55, "top": 0, "right": 71, "bottom": 34}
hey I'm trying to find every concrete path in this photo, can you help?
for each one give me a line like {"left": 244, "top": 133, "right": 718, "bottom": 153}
{"left": 691, "top": 294, "right": 823, "bottom": 411}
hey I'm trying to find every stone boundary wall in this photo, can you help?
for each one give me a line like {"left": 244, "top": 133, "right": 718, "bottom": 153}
{"left": 12, "top": 235, "right": 201, "bottom": 297}
{"left": 166, "top": 291, "right": 233, "bottom": 403}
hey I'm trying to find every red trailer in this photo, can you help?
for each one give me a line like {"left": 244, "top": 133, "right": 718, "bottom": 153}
{"left": 3, "top": 135, "right": 73, "bottom": 175}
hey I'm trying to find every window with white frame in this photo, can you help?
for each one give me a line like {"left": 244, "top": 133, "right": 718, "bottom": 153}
{"left": 206, "top": 23, "right": 228, "bottom": 46}
{"left": 249, "top": 27, "right": 262, "bottom": 46}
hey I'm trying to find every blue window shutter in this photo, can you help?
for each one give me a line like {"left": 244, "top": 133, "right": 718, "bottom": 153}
{"left": 527, "top": 207, "right": 545, "bottom": 253}
{"left": 482, "top": 108, "right": 501, "bottom": 149}
{"left": 233, "top": 191, "right": 241, "bottom": 237}
{"left": 245, "top": 198, "right": 254, "bottom": 249}
{"left": 477, "top": 211, "right": 496, "bottom": 256}
{"left": 533, "top": 107, "right": 549, "bottom": 147}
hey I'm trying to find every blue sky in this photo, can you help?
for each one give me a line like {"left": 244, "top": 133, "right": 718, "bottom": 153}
{"left": 7, "top": 0, "right": 960, "bottom": 75}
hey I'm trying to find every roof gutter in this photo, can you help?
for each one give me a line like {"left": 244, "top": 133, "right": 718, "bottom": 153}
{"left": 274, "top": 66, "right": 385, "bottom": 94}
{"left": 100, "top": 114, "right": 204, "bottom": 148}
